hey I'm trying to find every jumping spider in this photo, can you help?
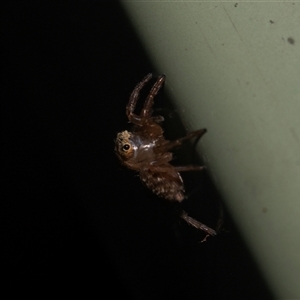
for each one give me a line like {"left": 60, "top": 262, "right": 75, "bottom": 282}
{"left": 115, "top": 73, "right": 216, "bottom": 240}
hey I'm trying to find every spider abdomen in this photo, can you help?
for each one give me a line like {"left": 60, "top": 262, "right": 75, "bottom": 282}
{"left": 140, "top": 165, "right": 185, "bottom": 202}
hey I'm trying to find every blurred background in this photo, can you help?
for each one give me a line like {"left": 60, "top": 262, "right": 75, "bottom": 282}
{"left": 3, "top": 2, "right": 273, "bottom": 298}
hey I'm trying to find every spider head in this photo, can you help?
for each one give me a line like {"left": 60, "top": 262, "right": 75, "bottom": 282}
{"left": 115, "top": 130, "right": 157, "bottom": 170}
{"left": 115, "top": 130, "right": 135, "bottom": 161}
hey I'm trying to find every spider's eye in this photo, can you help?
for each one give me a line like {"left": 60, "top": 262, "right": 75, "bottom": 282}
{"left": 122, "top": 144, "right": 131, "bottom": 151}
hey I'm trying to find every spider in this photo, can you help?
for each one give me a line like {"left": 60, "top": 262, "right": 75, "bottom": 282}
{"left": 115, "top": 73, "right": 216, "bottom": 240}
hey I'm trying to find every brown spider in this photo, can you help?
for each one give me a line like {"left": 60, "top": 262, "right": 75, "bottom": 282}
{"left": 115, "top": 73, "right": 216, "bottom": 240}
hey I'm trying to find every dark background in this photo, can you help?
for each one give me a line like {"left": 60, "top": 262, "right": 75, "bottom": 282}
{"left": 3, "top": 1, "right": 273, "bottom": 299}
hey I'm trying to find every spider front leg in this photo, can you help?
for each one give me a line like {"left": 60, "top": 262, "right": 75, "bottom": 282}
{"left": 126, "top": 73, "right": 166, "bottom": 126}
{"left": 141, "top": 74, "right": 165, "bottom": 118}
{"left": 126, "top": 73, "right": 153, "bottom": 125}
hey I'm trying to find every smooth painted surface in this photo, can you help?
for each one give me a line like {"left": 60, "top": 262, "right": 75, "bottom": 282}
{"left": 121, "top": 1, "right": 300, "bottom": 298}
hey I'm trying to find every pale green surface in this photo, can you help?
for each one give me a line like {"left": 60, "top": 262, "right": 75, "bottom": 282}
{"left": 122, "top": 1, "right": 300, "bottom": 298}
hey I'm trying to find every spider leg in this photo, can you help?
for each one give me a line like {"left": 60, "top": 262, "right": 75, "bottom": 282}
{"left": 152, "top": 115, "right": 164, "bottom": 123}
{"left": 180, "top": 210, "right": 217, "bottom": 239}
{"left": 126, "top": 73, "right": 153, "bottom": 124}
{"left": 174, "top": 165, "right": 206, "bottom": 172}
{"left": 141, "top": 75, "right": 166, "bottom": 118}
{"left": 163, "top": 128, "right": 207, "bottom": 151}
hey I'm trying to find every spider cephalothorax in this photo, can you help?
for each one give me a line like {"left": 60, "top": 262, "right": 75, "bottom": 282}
{"left": 115, "top": 73, "right": 216, "bottom": 239}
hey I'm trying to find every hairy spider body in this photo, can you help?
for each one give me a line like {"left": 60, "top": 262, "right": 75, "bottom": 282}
{"left": 115, "top": 73, "right": 216, "bottom": 239}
